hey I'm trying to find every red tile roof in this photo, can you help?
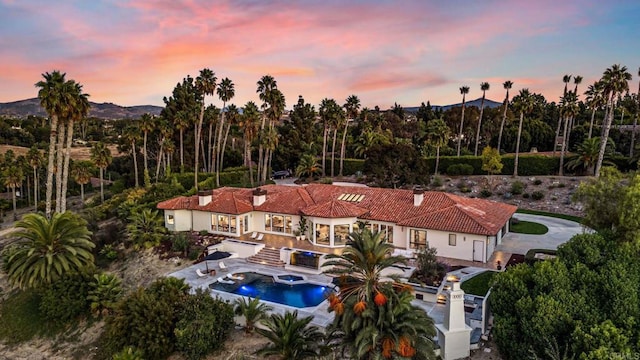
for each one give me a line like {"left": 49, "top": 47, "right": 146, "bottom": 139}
{"left": 157, "top": 183, "right": 516, "bottom": 236}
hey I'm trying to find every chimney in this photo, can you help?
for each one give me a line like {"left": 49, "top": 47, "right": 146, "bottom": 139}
{"left": 253, "top": 187, "right": 267, "bottom": 206}
{"left": 413, "top": 188, "right": 424, "bottom": 206}
{"left": 198, "top": 190, "right": 213, "bottom": 206}
{"left": 444, "top": 282, "right": 466, "bottom": 331}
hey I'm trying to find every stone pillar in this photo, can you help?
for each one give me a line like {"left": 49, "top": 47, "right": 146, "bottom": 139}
{"left": 436, "top": 282, "right": 472, "bottom": 360}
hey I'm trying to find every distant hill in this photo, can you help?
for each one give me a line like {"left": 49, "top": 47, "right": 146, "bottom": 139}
{"left": 0, "top": 98, "right": 163, "bottom": 119}
{"left": 405, "top": 97, "right": 503, "bottom": 113}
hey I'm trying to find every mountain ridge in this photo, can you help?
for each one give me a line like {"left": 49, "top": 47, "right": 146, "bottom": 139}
{"left": 0, "top": 98, "right": 163, "bottom": 119}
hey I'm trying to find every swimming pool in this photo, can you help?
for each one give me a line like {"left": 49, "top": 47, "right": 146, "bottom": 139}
{"left": 209, "top": 272, "right": 333, "bottom": 308}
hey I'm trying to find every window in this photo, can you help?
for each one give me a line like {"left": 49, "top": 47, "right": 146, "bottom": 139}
{"left": 265, "top": 214, "right": 272, "bottom": 230}
{"left": 167, "top": 215, "right": 174, "bottom": 225}
{"left": 218, "top": 215, "right": 229, "bottom": 232}
{"left": 315, "top": 223, "right": 330, "bottom": 245}
{"left": 243, "top": 215, "right": 249, "bottom": 233}
{"left": 334, "top": 224, "right": 349, "bottom": 245}
{"left": 409, "top": 229, "right": 427, "bottom": 250}
{"left": 211, "top": 214, "right": 217, "bottom": 227}
{"left": 449, "top": 234, "right": 457, "bottom": 246}
{"left": 230, "top": 216, "right": 237, "bottom": 233}
{"left": 264, "top": 214, "right": 293, "bottom": 234}
{"left": 377, "top": 224, "right": 394, "bottom": 243}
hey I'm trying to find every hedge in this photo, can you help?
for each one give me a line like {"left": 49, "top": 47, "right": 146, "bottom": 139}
{"left": 173, "top": 168, "right": 251, "bottom": 190}
{"left": 329, "top": 159, "right": 365, "bottom": 176}
{"left": 420, "top": 155, "right": 560, "bottom": 176}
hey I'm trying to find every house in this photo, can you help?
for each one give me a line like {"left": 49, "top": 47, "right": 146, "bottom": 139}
{"left": 157, "top": 184, "right": 517, "bottom": 263}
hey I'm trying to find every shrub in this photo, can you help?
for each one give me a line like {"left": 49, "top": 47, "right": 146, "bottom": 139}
{"left": 531, "top": 191, "right": 545, "bottom": 200}
{"left": 446, "top": 163, "right": 474, "bottom": 176}
{"left": 431, "top": 176, "right": 443, "bottom": 187}
{"left": 460, "top": 187, "right": 471, "bottom": 193}
{"left": 480, "top": 189, "right": 493, "bottom": 198}
{"left": 99, "top": 244, "right": 118, "bottom": 261}
{"left": 533, "top": 179, "right": 543, "bottom": 185}
{"left": 523, "top": 193, "right": 530, "bottom": 199}
{"left": 39, "top": 274, "right": 91, "bottom": 323}
{"left": 174, "top": 289, "right": 234, "bottom": 360}
{"left": 172, "top": 233, "right": 190, "bottom": 256}
{"left": 511, "top": 181, "right": 525, "bottom": 195}
{"left": 88, "top": 273, "right": 123, "bottom": 317}
{"left": 112, "top": 347, "right": 144, "bottom": 360}
{"left": 412, "top": 245, "right": 449, "bottom": 286}
{"left": 557, "top": 183, "right": 566, "bottom": 188}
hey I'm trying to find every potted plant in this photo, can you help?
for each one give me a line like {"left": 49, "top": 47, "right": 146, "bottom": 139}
{"left": 293, "top": 229, "right": 301, "bottom": 241}
{"left": 298, "top": 217, "right": 308, "bottom": 241}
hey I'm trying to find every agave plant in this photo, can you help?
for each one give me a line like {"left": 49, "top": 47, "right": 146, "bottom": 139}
{"left": 88, "top": 273, "right": 123, "bottom": 317}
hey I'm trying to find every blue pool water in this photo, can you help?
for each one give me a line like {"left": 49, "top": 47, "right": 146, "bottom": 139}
{"left": 210, "top": 272, "right": 332, "bottom": 308}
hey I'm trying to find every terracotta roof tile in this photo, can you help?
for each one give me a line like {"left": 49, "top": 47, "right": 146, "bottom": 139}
{"left": 302, "top": 200, "right": 369, "bottom": 218}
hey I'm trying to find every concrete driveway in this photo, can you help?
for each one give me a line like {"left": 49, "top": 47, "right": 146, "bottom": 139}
{"left": 497, "top": 213, "right": 590, "bottom": 255}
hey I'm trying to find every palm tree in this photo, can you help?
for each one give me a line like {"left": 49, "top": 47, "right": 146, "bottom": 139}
{"left": 215, "top": 77, "right": 235, "bottom": 187}
{"left": 219, "top": 103, "right": 239, "bottom": 178}
{"left": 70, "top": 160, "right": 93, "bottom": 203}
{"left": 3, "top": 159, "right": 24, "bottom": 221}
{"left": 240, "top": 101, "right": 260, "bottom": 186}
{"left": 323, "top": 230, "right": 436, "bottom": 359}
{"left": 154, "top": 117, "right": 173, "bottom": 182}
{"left": 90, "top": 142, "right": 112, "bottom": 203}
{"left": 631, "top": 67, "right": 640, "bottom": 158}
{"left": 585, "top": 81, "right": 605, "bottom": 139}
{"left": 319, "top": 98, "right": 332, "bottom": 176}
{"left": 234, "top": 296, "right": 273, "bottom": 334}
{"left": 2, "top": 212, "right": 94, "bottom": 289}
{"left": 497, "top": 80, "right": 513, "bottom": 152}
{"left": 558, "top": 91, "right": 579, "bottom": 176}
{"left": 573, "top": 75, "right": 583, "bottom": 94}
{"left": 554, "top": 75, "right": 573, "bottom": 155}
{"left": 513, "top": 89, "right": 535, "bottom": 177}
{"left": 426, "top": 118, "right": 450, "bottom": 175}
{"left": 256, "top": 75, "right": 278, "bottom": 184}
{"left": 595, "top": 64, "right": 632, "bottom": 177}
{"left": 341, "top": 95, "right": 360, "bottom": 176}
{"left": 26, "top": 146, "right": 43, "bottom": 212}
{"left": 204, "top": 105, "right": 219, "bottom": 173}
{"left": 331, "top": 107, "right": 345, "bottom": 177}
{"left": 88, "top": 273, "right": 123, "bottom": 317}
{"left": 173, "top": 110, "right": 190, "bottom": 172}
{"left": 566, "top": 137, "right": 613, "bottom": 175}
{"left": 60, "top": 81, "right": 89, "bottom": 212}
{"left": 475, "top": 82, "right": 490, "bottom": 156}
{"left": 138, "top": 113, "right": 154, "bottom": 186}
{"left": 194, "top": 68, "right": 217, "bottom": 190}
{"left": 126, "top": 209, "right": 166, "bottom": 249}
{"left": 35, "top": 71, "right": 71, "bottom": 218}
{"left": 122, "top": 126, "right": 140, "bottom": 187}
{"left": 295, "top": 154, "right": 322, "bottom": 181}
{"left": 456, "top": 86, "right": 470, "bottom": 156}
{"left": 256, "top": 311, "right": 327, "bottom": 360}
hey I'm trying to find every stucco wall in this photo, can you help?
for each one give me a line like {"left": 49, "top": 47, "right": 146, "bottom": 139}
{"left": 164, "top": 210, "right": 192, "bottom": 232}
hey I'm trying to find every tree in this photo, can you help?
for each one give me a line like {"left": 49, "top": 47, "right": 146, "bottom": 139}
{"left": 239, "top": 101, "right": 260, "bottom": 186}
{"left": 584, "top": 81, "right": 605, "bottom": 139}
{"left": 138, "top": 113, "right": 154, "bottom": 185}
{"left": 295, "top": 154, "right": 322, "bottom": 181}
{"left": 566, "top": 137, "right": 613, "bottom": 176}
{"left": 572, "top": 167, "right": 625, "bottom": 232}
{"left": 558, "top": 91, "right": 579, "bottom": 175}
{"left": 88, "top": 273, "right": 123, "bottom": 317}
{"left": 457, "top": 85, "right": 470, "bottom": 156}
{"left": 215, "top": 77, "right": 235, "bottom": 187}
{"left": 2, "top": 158, "right": 24, "bottom": 221}
{"left": 482, "top": 146, "right": 503, "bottom": 176}
{"left": 554, "top": 74, "right": 573, "bottom": 155}
{"left": 475, "top": 82, "right": 490, "bottom": 156}
{"left": 71, "top": 160, "right": 94, "bottom": 203}
{"left": 256, "top": 311, "right": 327, "bottom": 360}
{"left": 631, "top": 68, "right": 640, "bottom": 157}
{"left": 341, "top": 95, "right": 360, "bottom": 176}
{"left": 234, "top": 296, "right": 273, "bottom": 334}
{"left": 127, "top": 209, "right": 166, "bottom": 249}
{"left": 122, "top": 125, "right": 140, "bottom": 187}
{"left": 90, "top": 142, "right": 112, "bottom": 203}
{"left": 497, "top": 80, "right": 514, "bottom": 152}
{"left": 425, "top": 118, "right": 450, "bottom": 175}
{"left": 1, "top": 212, "right": 94, "bottom": 289}
{"left": 513, "top": 89, "right": 535, "bottom": 176}
{"left": 595, "top": 64, "right": 632, "bottom": 177}
{"left": 219, "top": 103, "right": 238, "bottom": 178}
{"left": 194, "top": 68, "right": 217, "bottom": 190}
{"left": 26, "top": 146, "right": 43, "bottom": 212}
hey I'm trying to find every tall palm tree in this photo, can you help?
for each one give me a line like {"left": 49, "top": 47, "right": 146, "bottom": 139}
{"left": 2, "top": 212, "right": 94, "bottom": 289}
{"left": 497, "top": 80, "right": 513, "bottom": 152}
{"left": 595, "top": 64, "right": 632, "bottom": 177}
{"left": 3, "top": 159, "right": 24, "bottom": 221}
{"left": 456, "top": 86, "right": 470, "bottom": 156}
{"left": 558, "top": 91, "right": 579, "bottom": 176}
{"left": 323, "top": 230, "right": 436, "bottom": 359}
{"left": 194, "top": 68, "right": 217, "bottom": 190}
{"left": 330, "top": 107, "right": 345, "bottom": 177}
{"left": 554, "top": 75, "right": 573, "bottom": 155}
{"left": 90, "top": 142, "right": 112, "bottom": 203}
{"left": 631, "top": 68, "right": 640, "bottom": 158}
{"left": 35, "top": 71, "right": 72, "bottom": 218}
{"left": 426, "top": 118, "right": 450, "bottom": 175}
{"left": 138, "top": 113, "right": 154, "bottom": 187}
{"left": 341, "top": 95, "right": 360, "bottom": 176}
{"left": 61, "top": 82, "right": 89, "bottom": 212}
{"left": 122, "top": 126, "right": 140, "bottom": 187}
{"left": 204, "top": 105, "right": 219, "bottom": 173}
{"left": 319, "top": 98, "right": 332, "bottom": 176}
{"left": 584, "top": 81, "right": 605, "bottom": 139}
{"left": 71, "top": 160, "right": 93, "bottom": 203}
{"left": 26, "top": 146, "right": 43, "bottom": 212}
{"left": 256, "top": 311, "right": 327, "bottom": 360}
{"left": 173, "top": 110, "right": 190, "bottom": 172}
{"left": 219, "top": 103, "right": 239, "bottom": 178}
{"left": 256, "top": 75, "right": 278, "bottom": 184}
{"left": 240, "top": 101, "right": 260, "bottom": 186}
{"left": 513, "top": 89, "right": 535, "bottom": 177}
{"left": 262, "top": 89, "right": 285, "bottom": 182}
{"left": 562, "top": 74, "right": 572, "bottom": 95}
{"left": 154, "top": 117, "right": 173, "bottom": 182}
{"left": 475, "top": 82, "right": 490, "bottom": 156}
{"left": 215, "top": 77, "right": 235, "bottom": 187}
{"left": 234, "top": 296, "right": 273, "bottom": 334}
{"left": 573, "top": 75, "right": 583, "bottom": 94}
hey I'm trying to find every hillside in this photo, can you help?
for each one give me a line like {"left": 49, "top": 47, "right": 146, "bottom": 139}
{"left": 0, "top": 98, "right": 162, "bottom": 119}
{"left": 405, "top": 97, "right": 503, "bottom": 112}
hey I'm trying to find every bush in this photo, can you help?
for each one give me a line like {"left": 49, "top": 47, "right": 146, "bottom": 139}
{"left": 523, "top": 193, "right": 530, "bottom": 199}
{"left": 174, "top": 289, "right": 234, "bottom": 360}
{"left": 533, "top": 179, "right": 543, "bottom": 185}
{"left": 531, "top": 191, "right": 545, "bottom": 200}
{"left": 500, "top": 155, "right": 560, "bottom": 176}
{"left": 446, "top": 163, "right": 474, "bottom": 176}
{"left": 511, "top": 181, "right": 525, "bottom": 195}
{"left": 172, "top": 233, "right": 190, "bottom": 256}
{"left": 480, "top": 189, "right": 493, "bottom": 198}
{"left": 431, "top": 176, "right": 443, "bottom": 187}
{"left": 39, "top": 274, "right": 92, "bottom": 323}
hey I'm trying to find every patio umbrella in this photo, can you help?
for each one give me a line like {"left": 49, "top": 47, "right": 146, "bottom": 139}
{"left": 203, "top": 251, "right": 231, "bottom": 273}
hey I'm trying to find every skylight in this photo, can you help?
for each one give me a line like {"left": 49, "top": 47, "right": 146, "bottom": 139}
{"left": 338, "top": 193, "right": 365, "bottom": 202}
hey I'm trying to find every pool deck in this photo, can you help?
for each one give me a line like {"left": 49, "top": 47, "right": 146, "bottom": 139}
{"left": 168, "top": 257, "right": 337, "bottom": 327}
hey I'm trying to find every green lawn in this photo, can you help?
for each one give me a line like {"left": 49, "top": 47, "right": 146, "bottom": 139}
{"left": 510, "top": 220, "right": 549, "bottom": 235}
{"left": 460, "top": 271, "right": 498, "bottom": 296}
{"left": 516, "top": 209, "right": 583, "bottom": 223}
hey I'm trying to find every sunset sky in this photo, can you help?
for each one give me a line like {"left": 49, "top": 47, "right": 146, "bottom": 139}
{"left": 1, "top": 0, "right": 638, "bottom": 109}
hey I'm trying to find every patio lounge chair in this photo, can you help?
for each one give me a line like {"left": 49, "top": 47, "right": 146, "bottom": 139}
{"left": 256, "top": 233, "right": 264, "bottom": 241}
{"left": 196, "top": 268, "right": 208, "bottom": 278}
{"left": 219, "top": 261, "right": 228, "bottom": 272}
{"left": 250, "top": 232, "right": 258, "bottom": 239}
{"left": 217, "top": 277, "right": 235, "bottom": 285}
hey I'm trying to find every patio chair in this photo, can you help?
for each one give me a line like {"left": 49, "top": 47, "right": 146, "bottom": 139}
{"left": 219, "top": 261, "right": 228, "bottom": 272}
{"left": 217, "top": 276, "right": 234, "bottom": 285}
{"left": 256, "top": 233, "right": 264, "bottom": 241}
{"left": 196, "top": 268, "right": 208, "bottom": 278}
{"left": 250, "top": 232, "right": 258, "bottom": 239}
